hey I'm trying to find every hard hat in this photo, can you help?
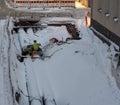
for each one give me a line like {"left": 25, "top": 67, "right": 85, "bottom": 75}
{"left": 34, "top": 40, "right": 37, "bottom": 43}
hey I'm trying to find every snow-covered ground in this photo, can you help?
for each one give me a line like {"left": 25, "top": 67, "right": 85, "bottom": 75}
{"left": 0, "top": 17, "right": 120, "bottom": 105}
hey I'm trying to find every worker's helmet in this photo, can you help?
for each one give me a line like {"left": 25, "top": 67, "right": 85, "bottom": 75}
{"left": 34, "top": 40, "right": 37, "bottom": 43}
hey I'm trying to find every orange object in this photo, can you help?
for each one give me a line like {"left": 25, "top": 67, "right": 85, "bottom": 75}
{"left": 85, "top": 16, "right": 88, "bottom": 26}
{"left": 31, "top": 51, "right": 35, "bottom": 57}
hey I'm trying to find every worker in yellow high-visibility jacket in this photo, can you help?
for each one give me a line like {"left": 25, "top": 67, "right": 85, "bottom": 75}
{"left": 32, "top": 40, "right": 43, "bottom": 57}
{"left": 33, "top": 40, "right": 41, "bottom": 51}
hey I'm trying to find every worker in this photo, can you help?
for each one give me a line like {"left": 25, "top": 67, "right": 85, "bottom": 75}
{"left": 32, "top": 40, "right": 41, "bottom": 51}
{"left": 32, "top": 40, "right": 43, "bottom": 57}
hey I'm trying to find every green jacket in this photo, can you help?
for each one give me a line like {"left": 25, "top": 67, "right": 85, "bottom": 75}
{"left": 33, "top": 42, "right": 40, "bottom": 51}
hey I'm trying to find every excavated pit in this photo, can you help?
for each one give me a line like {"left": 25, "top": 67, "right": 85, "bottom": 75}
{"left": 13, "top": 19, "right": 80, "bottom": 40}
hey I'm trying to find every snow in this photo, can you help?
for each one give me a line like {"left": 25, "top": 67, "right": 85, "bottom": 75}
{"left": 0, "top": 17, "right": 120, "bottom": 105}
{"left": 0, "top": 19, "right": 13, "bottom": 105}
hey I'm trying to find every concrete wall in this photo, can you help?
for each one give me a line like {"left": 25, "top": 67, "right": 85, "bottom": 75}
{"left": 91, "top": 0, "right": 120, "bottom": 42}
{"left": 72, "top": 8, "right": 90, "bottom": 19}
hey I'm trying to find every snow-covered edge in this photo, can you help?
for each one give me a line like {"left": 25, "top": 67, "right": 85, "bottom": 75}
{"left": 90, "top": 26, "right": 119, "bottom": 50}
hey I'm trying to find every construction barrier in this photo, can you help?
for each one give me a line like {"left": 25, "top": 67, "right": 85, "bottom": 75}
{"left": 13, "top": 0, "right": 75, "bottom": 8}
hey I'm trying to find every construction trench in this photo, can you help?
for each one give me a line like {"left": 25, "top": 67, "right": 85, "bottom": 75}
{"left": 10, "top": 17, "right": 120, "bottom": 105}
{"left": 9, "top": 17, "right": 81, "bottom": 105}
{"left": 11, "top": 17, "right": 120, "bottom": 104}
{"left": 0, "top": 1, "right": 88, "bottom": 104}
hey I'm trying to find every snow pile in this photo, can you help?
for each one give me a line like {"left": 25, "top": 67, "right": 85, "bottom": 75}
{"left": 0, "top": 17, "right": 120, "bottom": 105}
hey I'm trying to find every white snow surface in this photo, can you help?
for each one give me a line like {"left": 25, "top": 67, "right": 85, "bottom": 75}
{"left": 0, "top": 17, "right": 120, "bottom": 105}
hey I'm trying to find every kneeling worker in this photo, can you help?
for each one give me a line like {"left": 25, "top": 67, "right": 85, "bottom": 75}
{"left": 32, "top": 40, "right": 43, "bottom": 57}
